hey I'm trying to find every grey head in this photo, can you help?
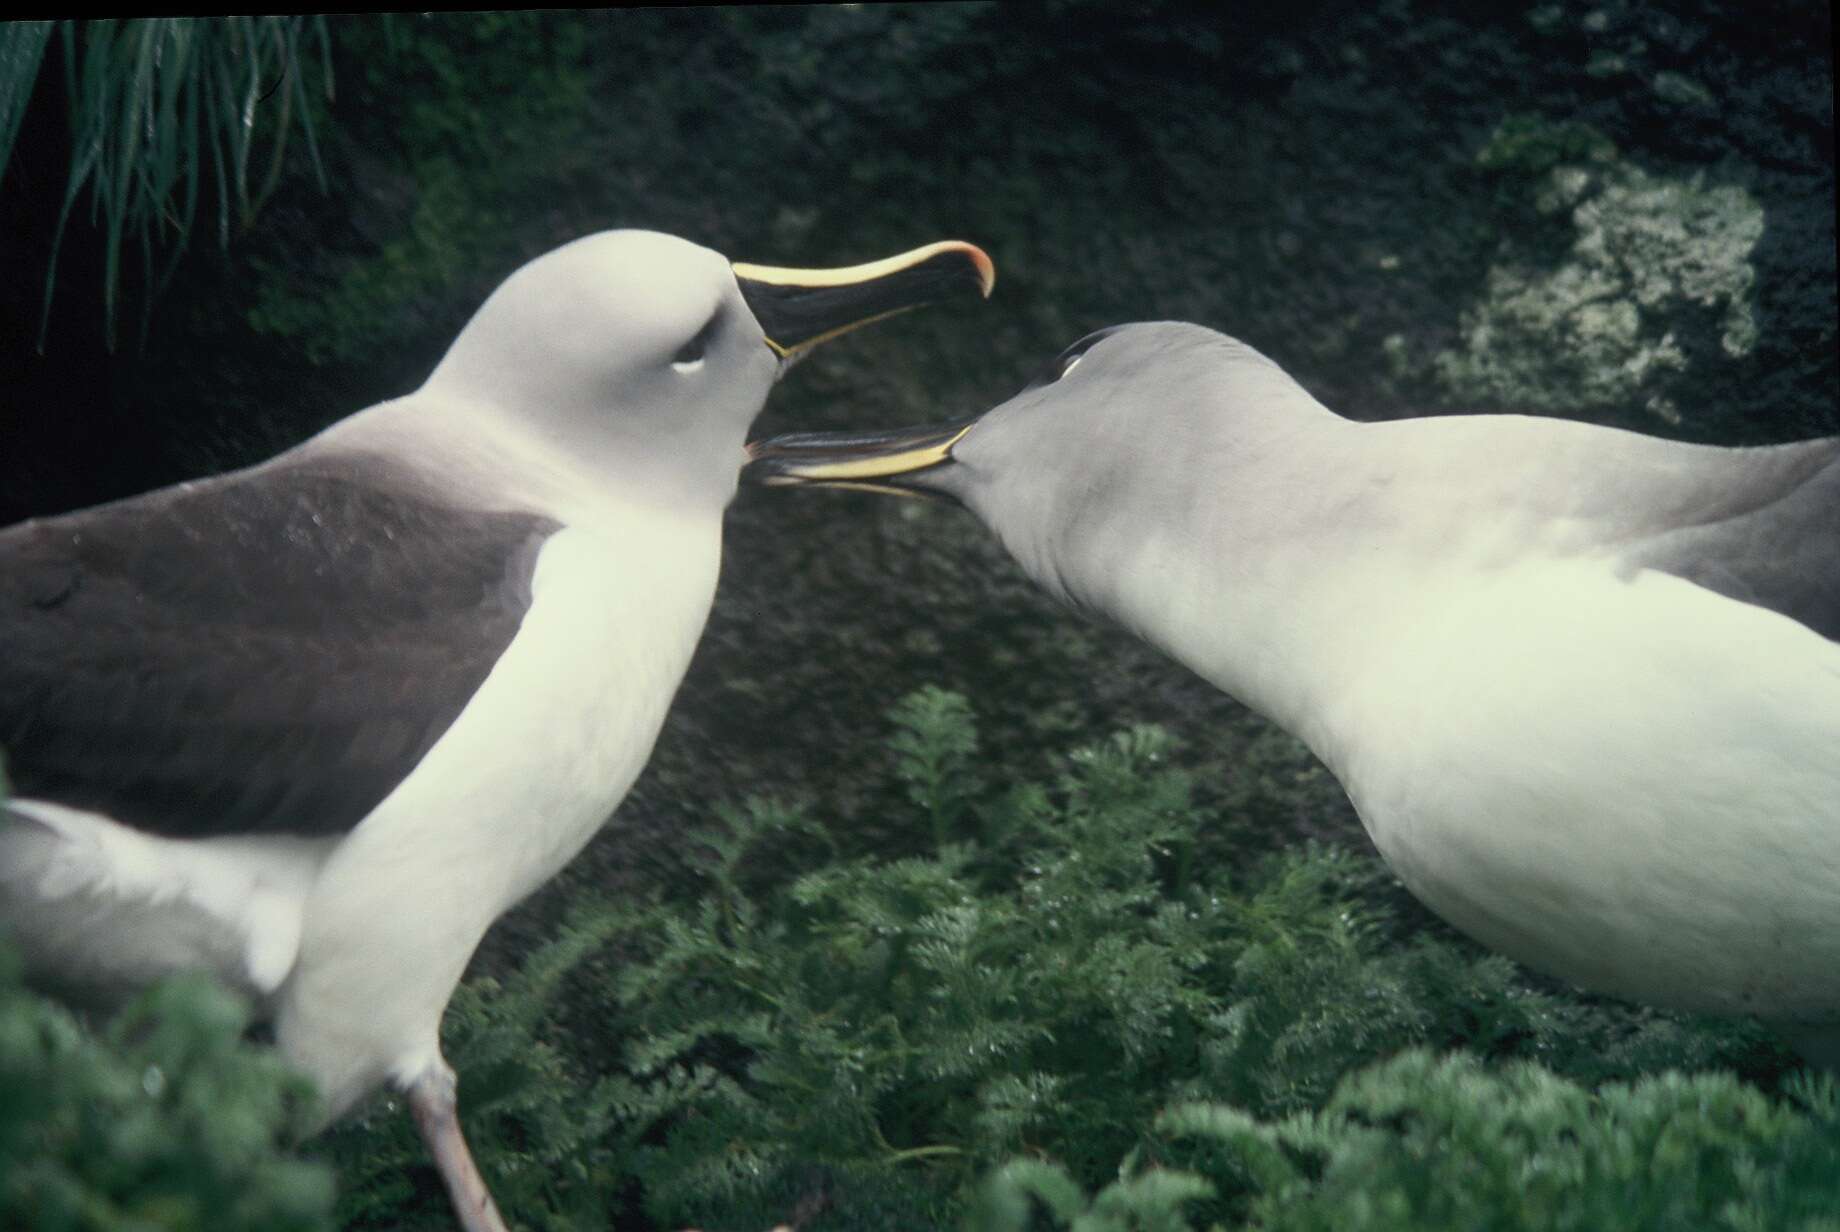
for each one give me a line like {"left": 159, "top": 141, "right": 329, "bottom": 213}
{"left": 744, "top": 320, "right": 1840, "bottom": 1070}
{"left": 744, "top": 317, "right": 1839, "bottom": 655}
{"left": 0, "top": 231, "right": 996, "bottom": 842}
{"left": 414, "top": 229, "right": 996, "bottom": 514}
{"left": 742, "top": 321, "right": 1346, "bottom": 612}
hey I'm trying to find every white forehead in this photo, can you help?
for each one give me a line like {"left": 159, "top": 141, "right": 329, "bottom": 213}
{"left": 424, "top": 228, "right": 753, "bottom": 416}
{"left": 492, "top": 229, "right": 734, "bottom": 338}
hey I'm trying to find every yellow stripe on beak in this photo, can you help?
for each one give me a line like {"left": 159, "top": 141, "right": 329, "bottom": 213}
{"left": 733, "top": 240, "right": 996, "bottom": 297}
{"left": 756, "top": 423, "right": 975, "bottom": 483}
{"left": 735, "top": 240, "right": 995, "bottom": 358}
{"left": 757, "top": 306, "right": 912, "bottom": 360}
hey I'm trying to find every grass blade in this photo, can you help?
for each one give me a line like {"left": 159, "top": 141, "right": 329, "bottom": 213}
{"left": 0, "top": 19, "right": 55, "bottom": 180}
{"left": 33, "top": 16, "right": 331, "bottom": 348}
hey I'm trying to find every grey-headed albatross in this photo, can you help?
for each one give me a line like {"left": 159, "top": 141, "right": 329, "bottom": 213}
{"left": 746, "top": 321, "right": 1839, "bottom": 1066}
{"left": 0, "top": 228, "right": 994, "bottom": 1232}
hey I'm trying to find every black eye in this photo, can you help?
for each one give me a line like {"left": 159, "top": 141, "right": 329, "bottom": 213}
{"left": 673, "top": 315, "right": 719, "bottom": 369}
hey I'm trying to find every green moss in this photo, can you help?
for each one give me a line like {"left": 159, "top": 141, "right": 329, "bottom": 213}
{"left": 247, "top": 159, "right": 504, "bottom": 367}
{"left": 244, "top": 13, "right": 599, "bottom": 368}
{"left": 1652, "top": 69, "right": 1715, "bottom": 109}
{"left": 1475, "top": 115, "right": 1618, "bottom": 175}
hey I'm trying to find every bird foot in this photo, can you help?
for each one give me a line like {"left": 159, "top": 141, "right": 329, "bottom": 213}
{"left": 407, "top": 1064, "right": 511, "bottom": 1232}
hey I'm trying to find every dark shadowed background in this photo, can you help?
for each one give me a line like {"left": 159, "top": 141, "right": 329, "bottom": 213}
{"left": 4, "top": 0, "right": 1834, "bottom": 974}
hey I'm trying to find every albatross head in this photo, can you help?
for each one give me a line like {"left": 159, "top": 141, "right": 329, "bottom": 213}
{"left": 740, "top": 321, "right": 1340, "bottom": 592}
{"left": 423, "top": 229, "right": 994, "bottom": 512}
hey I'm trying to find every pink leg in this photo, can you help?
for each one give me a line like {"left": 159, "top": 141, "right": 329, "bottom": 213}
{"left": 407, "top": 1064, "right": 511, "bottom": 1232}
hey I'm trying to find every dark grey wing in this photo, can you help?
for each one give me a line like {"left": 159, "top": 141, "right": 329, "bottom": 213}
{"left": 1627, "top": 438, "right": 1839, "bottom": 641}
{"left": 1, "top": 451, "right": 560, "bottom": 838}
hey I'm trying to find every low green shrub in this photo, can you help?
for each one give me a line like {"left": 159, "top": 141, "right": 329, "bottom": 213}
{"left": 3, "top": 690, "right": 1819, "bottom": 1230}
{"left": 573, "top": 688, "right": 1797, "bottom": 1229}
{"left": 319, "top": 905, "right": 631, "bottom": 1231}
{"left": 975, "top": 1055, "right": 1840, "bottom": 1232}
{"left": 0, "top": 946, "right": 334, "bottom": 1231}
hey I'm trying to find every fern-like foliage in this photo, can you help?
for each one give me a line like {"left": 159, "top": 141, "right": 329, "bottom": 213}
{"left": 319, "top": 904, "right": 635, "bottom": 1231}
{"left": 119, "top": 685, "right": 1790, "bottom": 1230}
{"left": 975, "top": 1056, "right": 1840, "bottom": 1232}
{"left": 888, "top": 685, "right": 982, "bottom": 848}
{"left": 549, "top": 689, "right": 1791, "bottom": 1228}
{"left": 0, "top": 945, "right": 335, "bottom": 1231}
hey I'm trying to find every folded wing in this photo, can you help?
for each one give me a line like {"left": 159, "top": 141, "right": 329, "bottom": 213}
{"left": 1, "top": 451, "right": 560, "bottom": 838}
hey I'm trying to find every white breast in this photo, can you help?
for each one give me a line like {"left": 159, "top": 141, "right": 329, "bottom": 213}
{"left": 1328, "top": 558, "right": 1840, "bottom": 1024}
{"left": 279, "top": 513, "right": 721, "bottom": 1117}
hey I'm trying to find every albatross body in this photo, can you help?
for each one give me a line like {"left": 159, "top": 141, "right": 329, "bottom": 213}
{"left": 746, "top": 322, "right": 1840, "bottom": 1062}
{"left": 1, "top": 228, "right": 993, "bottom": 1231}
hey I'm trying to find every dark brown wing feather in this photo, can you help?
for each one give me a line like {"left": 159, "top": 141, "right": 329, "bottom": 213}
{"left": 1, "top": 451, "right": 560, "bottom": 838}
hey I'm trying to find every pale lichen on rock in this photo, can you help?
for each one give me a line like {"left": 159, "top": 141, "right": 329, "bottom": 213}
{"left": 1436, "top": 117, "right": 1765, "bottom": 426}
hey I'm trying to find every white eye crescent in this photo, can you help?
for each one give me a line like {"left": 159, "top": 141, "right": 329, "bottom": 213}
{"left": 672, "top": 315, "right": 718, "bottom": 374}
{"left": 1060, "top": 353, "right": 1084, "bottom": 379}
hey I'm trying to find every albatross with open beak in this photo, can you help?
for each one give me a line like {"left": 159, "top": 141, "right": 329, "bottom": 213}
{"left": 746, "top": 321, "right": 1839, "bottom": 1064}
{"left": 0, "top": 228, "right": 994, "bottom": 1232}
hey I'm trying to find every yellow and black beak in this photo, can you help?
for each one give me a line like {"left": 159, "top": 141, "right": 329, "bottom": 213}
{"left": 743, "top": 417, "right": 975, "bottom": 499}
{"left": 734, "top": 240, "right": 995, "bottom": 359}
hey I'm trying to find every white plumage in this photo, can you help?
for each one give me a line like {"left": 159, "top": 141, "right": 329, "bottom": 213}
{"left": 2, "top": 227, "right": 993, "bottom": 1231}
{"left": 747, "top": 320, "right": 1840, "bottom": 1064}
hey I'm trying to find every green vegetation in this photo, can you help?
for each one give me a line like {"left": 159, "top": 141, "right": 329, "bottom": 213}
{"left": 4, "top": 5, "right": 1834, "bottom": 1229}
{"left": 0, "top": 950, "right": 335, "bottom": 1231}
{"left": 1, "top": 766, "right": 332, "bottom": 1229}
{"left": 2, "top": 18, "right": 331, "bottom": 347}
{"left": 243, "top": 14, "right": 597, "bottom": 368}
{"left": 2, "top": 690, "right": 1828, "bottom": 1227}
{"left": 0, "top": 23, "right": 54, "bottom": 174}
{"left": 319, "top": 906, "right": 630, "bottom": 1231}
{"left": 976, "top": 1059, "right": 1840, "bottom": 1232}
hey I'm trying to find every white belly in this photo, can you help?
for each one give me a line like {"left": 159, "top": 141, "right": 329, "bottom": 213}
{"left": 1328, "top": 560, "right": 1840, "bottom": 1025}
{"left": 280, "top": 518, "right": 719, "bottom": 1116}
{"left": 1, "top": 514, "right": 719, "bottom": 1122}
